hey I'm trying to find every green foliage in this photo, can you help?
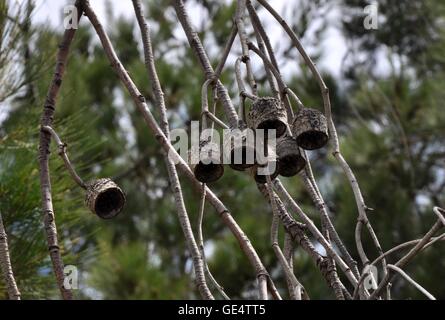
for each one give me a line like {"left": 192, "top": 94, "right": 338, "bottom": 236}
{"left": 1, "top": 0, "right": 445, "bottom": 300}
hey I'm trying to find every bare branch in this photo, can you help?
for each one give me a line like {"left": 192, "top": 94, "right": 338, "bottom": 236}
{"left": 387, "top": 264, "right": 436, "bottom": 300}
{"left": 197, "top": 183, "right": 230, "bottom": 299}
{"left": 273, "top": 180, "right": 359, "bottom": 287}
{"left": 85, "top": 0, "right": 274, "bottom": 300}
{"left": 369, "top": 207, "right": 445, "bottom": 299}
{"left": 37, "top": 0, "right": 84, "bottom": 300}
{"left": 235, "top": 0, "right": 257, "bottom": 95}
{"left": 41, "top": 126, "right": 86, "bottom": 189}
{"left": 266, "top": 175, "right": 304, "bottom": 300}
{"left": 0, "top": 214, "right": 20, "bottom": 300}
{"left": 132, "top": 0, "right": 214, "bottom": 299}
{"left": 173, "top": 0, "right": 239, "bottom": 128}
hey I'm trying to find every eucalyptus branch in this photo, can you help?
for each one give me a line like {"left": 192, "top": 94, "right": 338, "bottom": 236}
{"left": 353, "top": 232, "right": 445, "bottom": 299}
{"left": 266, "top": 175, "right": 304, "bottom": 300}
{"left": 133, "top": 0, "right": 214, "bottom": 299}
{"left": 173, "top": 0, "right": 239, "bottom": 128}
{"left": 0, "top": 213, "right": 20, "bottom": 300}
{"left": 299, "top": 169, "right": 359, "bottom": 278}
{"left": 247, "top": 41, "right": 298, "bottom": 117}
{"left": 197, "top": 184, "right": 230, "bottom": 299}
{"left": 203, "top": 111, "right": 229, "bottom": 130}
{"left": 85, "top": 0, "right": 275, "bottom": 300}
{"left": 246, "top": 5, "right": 278, "bottom": 97}
{"left": 255, "top": 0, "right": 387, "bottom": 289}
{"left": 235, "top": 0, "right": 257, "bottom": 95}
{"left": 37, "top": 0, "right": 84, "bottom": 300}
{"left": 256, "top": 183, "right": 349, "bottom": 297}
{"left": 369, "top": 208, "right": 445, "bottom": 299}
{"left": 386, "top": 264, "right": 436, "bottom": 300}
{"left": 235, "top": 57, "right": 257, "bottom": 101}
{"left": 214, "top": 24, "right": 238, "bottom": 80}
{"left": 273, "top": 180, "right": 359, "bottom": 287}
{"left": 41, "top": 126, "right": 86, "bottom": 189}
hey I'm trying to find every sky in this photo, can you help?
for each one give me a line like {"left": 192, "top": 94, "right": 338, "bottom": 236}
{"left": 30, "top": 0, "right": 350, "bottom": 78}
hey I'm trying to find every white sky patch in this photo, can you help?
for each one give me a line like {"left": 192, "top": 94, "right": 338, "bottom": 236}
{"left": 30, "top": 0, "right": 348, "bottom": 78}
{"left": 33, "top": 0, "right": 135, "bottom": 28}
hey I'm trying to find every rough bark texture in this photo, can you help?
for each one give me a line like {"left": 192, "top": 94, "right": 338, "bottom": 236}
{"left": 132, "top": 0, "right": 214, "bottom": 300}
{"left": 85, "top": 178, "right": 126, "bottom": 219}
{"left": 0, "top": 214, "right": 21, "bottom": 300}
{"left": 292, "top": 107, "right": 329, "bottom": 150}
{"left": 223, "top": 129, "right": 256, "bottom": 171}
{"left": 173, "top": 0, "right": 239, "bottom": 128}
{"left": 189, "top": 141, "right": 224, "bottom": 183}
{"left": 276, "top": 136, "right": 306, "bottom": 177}
{"left": 37, "top": 0, "right": 83, "bottom": 300}
{"left": 248, "top": 97, "right": 287, "bottom": 138}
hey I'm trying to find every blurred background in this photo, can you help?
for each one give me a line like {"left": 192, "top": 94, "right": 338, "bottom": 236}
{"left": 0, "top": 0, "right": 444, "bottom": 299}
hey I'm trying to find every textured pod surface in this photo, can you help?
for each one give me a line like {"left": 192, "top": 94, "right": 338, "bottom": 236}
{"left": 248, "top": 97, "right": 287, "bottom": 138}
{"left": 276, "top": 136, "right": 306, "bottom": 177}
{"left": 223, "top": 129, "right": 256, "bottom": 171}
{"left": 189, "top": 141, "right": 224, "bottom": 183}
{"left": 85, "top": 178, "right": 126, "bottom": 219}
{"left": 292, "top": 107, "right": 329, "bottom": 150}
{"left": 249, "top": 164, "right": 279, "bottom": 184}
{"left": 249, "top": 146, "right": 279, "bottom": 184}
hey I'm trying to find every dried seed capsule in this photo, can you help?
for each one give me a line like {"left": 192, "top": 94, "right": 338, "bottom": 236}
{"left": 85, "top": 178, "right": 126, "bottom": 219}
{"left": 223, "top": 129, "right": 256, "bottom": 171}
{"left": 248, "top": 146, "right": 279, "bottom": 184}
{"left": 292, "top": 107, "right": 329, "bottom": 150}
{"left": 276, "top": 136, "right": 306, "bottom": 177}
{"left": 248, "top": 97, "right": 288, "bottom": 138}
{"left": 189, "top": 141, "right": 224, "bottom": 183}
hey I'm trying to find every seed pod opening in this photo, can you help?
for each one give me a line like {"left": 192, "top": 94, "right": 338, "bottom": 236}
{"left": 292, "top": 107, "right": 329, "bottom": 150}
{"left": 249, "top": 164, "right": 280, "bottom": 184}
{"left": 223, "top": 129, "right": 256, "bottom": 171}
{"left": 189, "top": 141, "right": 224, "bottom": 183}
{"left": 277, "top": 136, "right": 306, "bottom": 177}
{"left": 249, "top": 146, "right": 279, "bottom": 184}
{"left": 85, "top": 178, "right": 126, "bottom": 219}
{"left": 248, "top": 97, "right": 287, "bottom": 138}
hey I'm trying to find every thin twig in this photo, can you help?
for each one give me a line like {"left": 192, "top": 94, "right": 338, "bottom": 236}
{"left": 256, "top": 0, "right": 388, "bottom": 292}
{"left": 266, "top": 175, "right": 304, "bottom": 300}
{"left": 214, "top": 24, "right": 238, "bottom": 80}
{"left": 235, "top": 57, "right": 257, "bottom": 101}
{"left": 41, "top": 126, "right": 86, "bottom": 189}
{"left": 173, "top": 0, "right": 239, "bottom": 128}
{"left": 273, "top": 180, "right": 359, "bottom": 287}
{"left": 235, "top": 0, "right": 257, "bottom": 95}
{"left": 86, "top": 0, "right": 275, "bottom": 300}
{"left": 369, "top": 210, "right": 444, "bottom": 299}
{"left": 386, "top": 264, "right": 436, "bottom": 300}
{"left": 132, "top": 0, "right": 214, "bottom": 299}
{"left": 38, "top": 0, "right": 84, "bottom": 300}
{"left": 197, "top": 183, "right": 230, "bottom": 299}
{"left": 352, "top": 232, "right": 445, "bottom": 299}
{"left": 0, "top": 213, "right": 20, "bottom": 300}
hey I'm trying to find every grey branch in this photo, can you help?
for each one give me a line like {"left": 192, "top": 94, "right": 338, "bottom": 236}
{"left": 132, "top": 0, "right": 214, "bottom": 299}
{"left": 37, "top": 0, "right": 84, "bottom": 300}
{"left": 387, "top": 264, "right": 436, "bottom": 300}
{"left": 0, "top": 213, "right": 21, "bottom": 300}
{"left": 41, "top": 126, "right": 86, "bottom": 189}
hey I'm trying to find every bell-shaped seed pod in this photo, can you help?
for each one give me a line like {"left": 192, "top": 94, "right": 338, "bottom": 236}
{"left": 249, "top": 164, "right": 280, "bottom": 184}
{"left": 85, "top": 178, "right": 126, "bottom": 219}
{"left": 276, "top": 136, "right": 306, "bottom": 177}
{"left": 249, "top": 146, "right": 279, "bottom": 184}
{"left": 223, "top": 129, "right": 256, "bottom": 171}
{"left": 292, "top": 107, "right": 329, "bottom": 150}
{"left": 248, "top": 97, "right": 288, "bottom": 138}
{"left": 189, "top": 141, "right": 224, "bottom": 183}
